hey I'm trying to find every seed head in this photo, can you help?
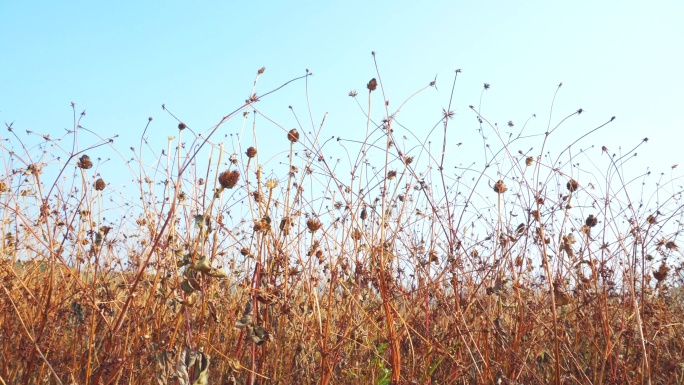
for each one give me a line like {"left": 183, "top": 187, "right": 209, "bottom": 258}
{"left": 218, "top": 170, "right": 240, "bottom": 189}
{"left": 94, "top": 178, "right": 106, "bottom": 191}
{"left": 525, "top": 156, "right": 533, "bottom": 166}
{"left": 287, "top": 129, "right": 299, "bottom": 143}
{"left": 306, "top": 218, "right": 322, "bottom": 233}
{"left": 246, "top": 146, "right": 257, "bottom": 158}
{"left": 178, "top": 122, "right": 187, "bottom": 130}
{"left": 585, "top": 215, "right": 598, "bottom": 227}
{"left": 0, "top": 181, "right": 7, "bottom": 193}
{"left": 387, "top": 170, "right": 397, "bottom": 180}
{"left": 566, "top": 179, "right": 579, "bottom": 192}
{"left": 78, "top": 155, "right": 93, "bottom": 169}
{"left": 653, "top": 262, "right": 669, "bottom": 282}
{"left": 367, "top": 78, "right": 377, "bottom": 91}
{"left": 265, "top": 179, "right": 279, "bottom": 189}
{"left": 493, "top": 180, "right": 507, "bottom": 194}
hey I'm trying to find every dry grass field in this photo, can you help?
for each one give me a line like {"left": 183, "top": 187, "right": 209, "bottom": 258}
{"left": 1, "top": 61, "right": 683, "bottom": 384}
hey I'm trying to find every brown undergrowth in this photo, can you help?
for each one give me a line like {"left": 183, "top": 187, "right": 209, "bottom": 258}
{"left": 1, "top": 56, "right": 683, "bottom": 384}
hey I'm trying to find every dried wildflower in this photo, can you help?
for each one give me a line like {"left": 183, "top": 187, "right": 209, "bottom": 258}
{"left": 246, "top": 146, "right": 257, "bottom": 158}
{"left": 198, "top": 178, "right": 204, "bottom": 185}
{"left": 0, "top": 181, "right": 7, "bottom": 193}
{"left": 218, "top": 170, "right": 240, "bottom": 189}
{"left": 287, "top": 129, "right": 299, "bottom": 143}
{"left": 483, "top": 83, "right": 490, "bottom": 90}
{"left": 306, "top": 218, "right": 322, "bottom": 233}
{"left": 531, "top": 210, "right": 541, "bottom": 221}
{"left": 351, "top": 228, "right": 362, "bottom": 241}
{"left": 94, "top": 178, "right": 105, "bottom": 191}
{"left": 403, "top": 156, "right": 414, "bottom": 165}
{"left": 653, "top": 262, "right": 669, "bottom": 282}
{"left": 387, "top": 170, "right": 397, "bottom": 180}
{"left": 252, "top": 191, "right": 262, "bottom": 203}
{"left": 665, "top": 241, "right": 678, "bottom": 251}
{"left": 525, "top": 156, "right": 533, "bottom": 166}
{"left": 266, "top": 179, "right": 278, "bottom": 189}
{"left": 507, "top": 120, "right": 514, "bottom": 127}
{"left": 257, "top": 66, "right": 265, "bottom": 74}
{"left": 367, "top": 78, "right": 378, "bottom": 91}
{"left": 78, "top": 155, "right": 93, "bottom": 169}
{"left": 240, "top": 248, "right": 250, "bottom": 256}
{"left": 646, "top": 215, "right": 657, "bottom": 225}
{"left": 178, "top": 122, "right": 187, "bottom": 130}
{"left": 566, "top": 179, "right": 579, "bottom": 192}
{"left": 493, "top": 180, "right": 507, "bottom": 194}
{"left": 349, "top": 90, "right": 358, "bottom": 97}
{"left": 585, "top": 215, "right": 598, "bottom": 227}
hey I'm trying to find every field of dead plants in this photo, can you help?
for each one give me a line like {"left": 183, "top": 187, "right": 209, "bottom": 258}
{"left": 1, "top": 60, "right": 683, "bottom": 384}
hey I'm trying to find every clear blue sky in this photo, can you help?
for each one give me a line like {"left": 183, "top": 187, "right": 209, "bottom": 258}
{"left": 1, "top": 1, "right": 683, "bottom": 194}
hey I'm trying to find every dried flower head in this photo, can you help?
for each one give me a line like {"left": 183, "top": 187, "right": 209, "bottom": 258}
{"left": 585, "top": 215, "right": 598, "bottom": 227}
{"left": 265, "top": 179, "right": 279, "bottom": 189}
{"left": 387, "top": 170, "right": 397, "bottom": 180}
{"left": 525, "top": 156, "right": 533, "bottom": 166}
{"left": 507, "top": 120, "right": 514, "bottom": 128}
{"left": 349, "top": 90, "right": 358, "bottom": 97}
{"left": 178, "top": 122, "right": 187, "bottom": 130}
{"left": 287, "top": 129, "right": 299, "bottom": 143}
{"left": 78, "top": 155, "right": 93, "bottom": 169}
{"left": 306, "top": 218, "right": 322, "bottom": 233}
{"left": 665, "top": 241, "right": 678, "bottom": 251}
{"left": 351, "top": 228, "right": 363, "bottom": 241}
{"left": 646, "top": 215, "right": 657, "bottom": 224}
{"left": 0, "top": 181, "right": 8, "bottom": 193}
{"left": 483, "top": 83, "right": 491, "bottom": 90}
{"left": 360, "top": 207, "right": 367, "bottom": 220}
{"left": 218, "top": 170, "right": 240, "bottom": 189}
{"left": 257, "top": 67, "right": 265, "bottom": 74}
{"left": 252, "top": 190, "right": 263, "bottom": 203}
{"left": 94, "top": 178, "right": 106, "bottom": 191}
{"left": 246, "top": 146, "right": 257, "bottom": 158}
{"left": 367, "top": 78, "right": 378, "bottom": 91}
{"left": 653, "top": 262, "right": 669, "bottom": 282}
{"left": 493, "top": 180, "right": 507, "bottom": 194}
{"left": 566, "top": 179, "right": 579, "bottom": 192}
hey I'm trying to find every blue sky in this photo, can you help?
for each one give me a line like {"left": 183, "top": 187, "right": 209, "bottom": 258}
{"left": 1, "top": 1, "right": 683, "bottom": 198}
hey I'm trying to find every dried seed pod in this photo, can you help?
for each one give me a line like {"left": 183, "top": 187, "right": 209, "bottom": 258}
{"left": 360, "top": 207, "right": 367, "bottom": 220}
{"left": 178, "top": 122, "right": 187, "bottom": 130}
{"left": 218, "top": 170, "right": 240, "bottom": 189}
{"left": 585, "top": 215, "right": 598, "bottom": 227}
{"left": 94, "top": 178, "right": 105, "bottom": 191}
{"left": 387, "top": 170, "right": 397, "bottom": 180}
{"left": 287, "top": 129, "right": 299, "bottom": 143}
{"left": 0, "top": 181, "right": 7, "bottom": 192}
{"left": 246, "top": 146, "right": 257, "bottom": 158}
{"left": 306, "top": 218, "right": 322, "bottom": 233}
{"left": 78, "top": 155, "right": 93, "bottom": 169}
{"left": 493, "top": 180, "right": 508, "bottom": 194}
{"left": 566, "top": 179, "right": 579, "bottom": 192}
{"left": 653, "top": 262, "right": 669, "bottom": 282}
{"left": 525, "top": 156, "right": 533, "bottom": 166}
{"left": 367, "top": 78, "right": 378, "bottom": 91}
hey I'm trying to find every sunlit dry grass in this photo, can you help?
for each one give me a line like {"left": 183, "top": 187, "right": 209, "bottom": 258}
{"left": 1, "top": 57, "right": 683, "bottom": 385}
